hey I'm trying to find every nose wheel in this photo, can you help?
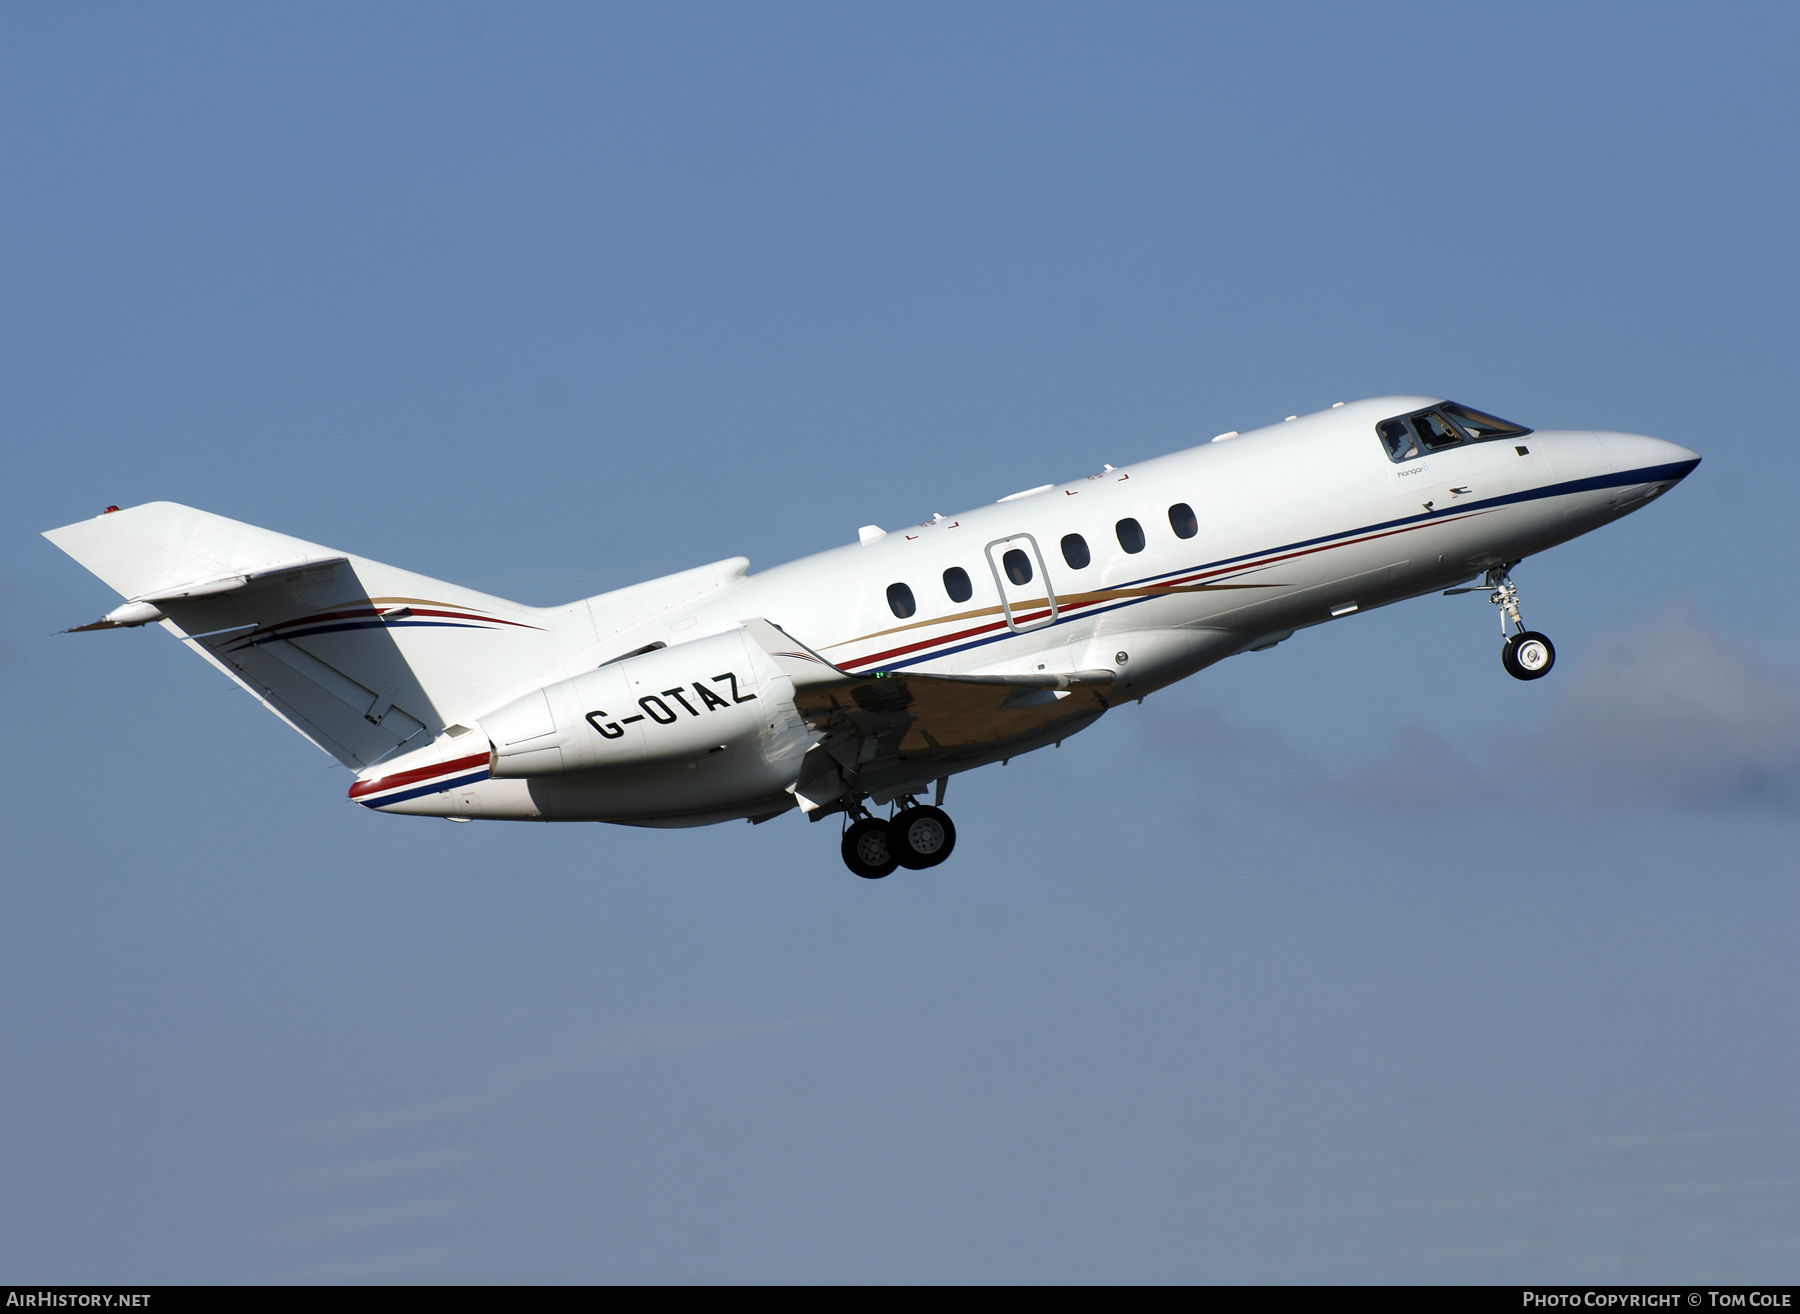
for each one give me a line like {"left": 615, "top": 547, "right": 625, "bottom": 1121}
{"left": 1447, "top": 564, "right": 1557, "bottom": 682}
{"left": 1502, "top": 631, "right": 1555, "bottom": 680}
{"left": 840, "top": 803, "right": 958, "bottom": 878}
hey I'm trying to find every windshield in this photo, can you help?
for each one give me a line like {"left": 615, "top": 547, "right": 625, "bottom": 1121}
{"left": 1376, "top": 401, "right": 1535, "bottom": 463}
{"left": 1440, "top": 400, "right": 1532, "bottom": 441}
{"left": 1413, "top": 410, "right": 1464, "bottom": 451}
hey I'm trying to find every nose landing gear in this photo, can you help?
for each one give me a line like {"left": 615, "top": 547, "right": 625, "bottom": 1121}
{"left": 1447, "top": 564, "right": 1556, "bottom": 681}
{"left": 839, "top": 800, "right": 958, "bottom": 878}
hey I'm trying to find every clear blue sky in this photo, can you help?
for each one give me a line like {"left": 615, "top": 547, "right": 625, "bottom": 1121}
{"left": 4, "top": 1, "right": 1798, "bottom": 1283}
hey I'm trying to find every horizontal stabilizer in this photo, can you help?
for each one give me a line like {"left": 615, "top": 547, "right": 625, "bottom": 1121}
{"left": 46, "top": 503, "right": 345, "bottom": 604}
{"left": 64, "top": 557, "right": 351, "bottom": 630}
{"left": 140, "top": 556, "right": 351, "bottom": 603}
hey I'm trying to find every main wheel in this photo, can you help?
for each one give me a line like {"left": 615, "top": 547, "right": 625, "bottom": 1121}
{"left": 842, "top": 818, "right": 899, "bottom": 879}
{"left": 889, "top": 806, "right": 956, "bottom": 869}
{"left": 1502, "top": 630, "right": 1556, "bottom": 680}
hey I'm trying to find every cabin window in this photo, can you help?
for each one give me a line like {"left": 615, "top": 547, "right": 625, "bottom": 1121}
{"left": 1168, "top": 503, "right": 1197, "bottom": 539}
{"left": 943, "top": 566, "right": 973, "bottom": 603}
{"left": 1116, "top": 518, "right": 1146, "bottom": 554}
{"left": 1061, "top": 533, "right": 1090, "bottom": 569}
{"left": 1002, "top": 549, "right": 1033, "bottom": 586}
{"left": 886, "top": 582, "right": 916, "bottom": 618}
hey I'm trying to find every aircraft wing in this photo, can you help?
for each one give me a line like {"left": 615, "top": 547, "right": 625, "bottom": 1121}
{"left": 741, "top": 618, "right": 1113, "bottom": 808}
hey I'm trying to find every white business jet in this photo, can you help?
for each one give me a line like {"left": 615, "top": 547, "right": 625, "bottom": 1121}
{"left": 46, "top": 397, "right": 1698, "bottom": 877}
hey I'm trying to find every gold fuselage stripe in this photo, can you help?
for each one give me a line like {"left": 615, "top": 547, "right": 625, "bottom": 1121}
{"left": 818, "top": 582, "right": 1275, "bottom": 651}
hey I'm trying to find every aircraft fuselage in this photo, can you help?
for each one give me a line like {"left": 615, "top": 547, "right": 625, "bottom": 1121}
{"left": 360, "top": 395, "right": 1698, "bottom": 828}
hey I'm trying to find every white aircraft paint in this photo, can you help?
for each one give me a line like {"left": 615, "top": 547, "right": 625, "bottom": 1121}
{"left": 44, "top": 395, "right": 1699, "bottom": 875}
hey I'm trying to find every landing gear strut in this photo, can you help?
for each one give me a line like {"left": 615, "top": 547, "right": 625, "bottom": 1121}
{"left": 1449, "top": 564, "right": 1555, "bottom": 681}
{"left": 839, "top": 800, "right": 958, "bottom": 878}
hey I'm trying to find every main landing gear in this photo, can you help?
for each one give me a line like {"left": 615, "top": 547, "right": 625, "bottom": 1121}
{"left": 840, "top": 802, "right": 958, "bottom": 879}
{"left": 1447, "top": 564, "right": 1556, "bottom": 681}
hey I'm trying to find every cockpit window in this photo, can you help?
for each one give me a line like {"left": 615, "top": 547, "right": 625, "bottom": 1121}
{"left": 1377, "top": 418, "right": 1420, "bottom": 461}
{"left": 1440, "top": 400, "right": 1533, "bottom": 441}
{"left": 1375, "top": 402, "right": 1533, "bottom": 464}
{"left": 1414, "top": 410, "right": 1464, "bottom": 452}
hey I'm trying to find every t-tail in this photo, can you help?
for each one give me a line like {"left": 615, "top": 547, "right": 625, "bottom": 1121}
{"left": 43, "top": 501, "right": 748, "bottom": 773}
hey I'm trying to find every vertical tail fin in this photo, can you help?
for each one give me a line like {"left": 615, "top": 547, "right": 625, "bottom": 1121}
{"left": 45, "top": 502, "right": 568, "bottom": 770}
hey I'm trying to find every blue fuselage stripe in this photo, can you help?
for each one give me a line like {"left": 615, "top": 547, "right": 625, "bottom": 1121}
{"left": 1114, "top": 458, "right": 1699, "bottom": 590}
{"left": 870, "top": 457, "right": 1698, "bottom": 673}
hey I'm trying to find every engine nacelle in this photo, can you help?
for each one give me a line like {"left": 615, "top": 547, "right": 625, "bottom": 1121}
{"left": 482, "top": 628, "right": 799, "bottom": 778}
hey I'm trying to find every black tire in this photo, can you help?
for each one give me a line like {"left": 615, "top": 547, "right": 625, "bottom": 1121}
{"left": 889, "top": 806, "right": 956, "bottom": 869}
{"left": 1502, "top": 630, "right": 1556, "bottom": 681}
{"left": 842, "top": 818, "right": 899, "bottom": 879}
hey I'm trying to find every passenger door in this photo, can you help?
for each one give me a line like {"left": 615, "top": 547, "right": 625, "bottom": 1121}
{"left": 983, "top": 534, "right": 1059, "bottom": 633}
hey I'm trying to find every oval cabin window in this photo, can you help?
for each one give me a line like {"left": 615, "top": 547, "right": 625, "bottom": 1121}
{"left": 943, "top": 566, "right": 973, "bottom": 603}
{"left": 1002, "top": 549, "right": 1033, "bottom": 586}
{"left": 886, "top": 582, "right": 916, "bottom": 618}
{"left": 1116, "top": 518, "right": 1146, "bottom": 554}
{"left": 1061, "top": 534, "right": 1090, "bottom": 569}
{"left": 1168, "top": 503, "right": 1198, "bottom": 539}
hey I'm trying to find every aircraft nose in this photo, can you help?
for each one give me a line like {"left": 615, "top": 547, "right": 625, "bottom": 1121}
{"left": 1597, "top": 431, "right": 1701, "bottom": 479}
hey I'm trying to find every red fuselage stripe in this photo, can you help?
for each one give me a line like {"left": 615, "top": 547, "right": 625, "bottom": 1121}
{"left": 349, "top": 750, "right": 491, "bottom": 798}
